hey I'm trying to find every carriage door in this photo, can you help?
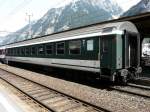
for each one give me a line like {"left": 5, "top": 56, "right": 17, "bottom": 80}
{"left": 100, "top": 36, "right": 113, "bottom": 69}
{"left": 124, "top": 32, "right": 140, "bottom": 67}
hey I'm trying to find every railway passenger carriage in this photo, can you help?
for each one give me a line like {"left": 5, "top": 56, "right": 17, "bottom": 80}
{"left": 0, "top": 46, "right": 6, "bottom": 63}
{"left": 1, "top": 21, "right": 142, "bottom": 83}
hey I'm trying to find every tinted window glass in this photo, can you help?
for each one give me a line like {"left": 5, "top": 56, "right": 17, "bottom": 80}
{"left": 31, "top": 47, "right": 36, "bottom": 55}
{"left": 102, "top": 39, "right": 108, "bottom": 52}
{"left": 25, "top": 47, "right": 30, "bottom": 55}
{"left": 11, "top": 49, "right": 13, "bottom": 55}
{"left": 21, "top": 48, "right": 25, "bottom": 55}
{"left": 46, "top": 44, "right": 53, "bottom": 55}
{"left": 69, "top": 40, "right": 81, "bottom": 55}
{"left": 17, "top": 48, "right": 20, "bottom": 55}
{"left": 38, "top": 46, "right": 44, "bottom": 55}
{"left": 7, "top": 49, "right": 10, "bottom": 55}
{"left": 13, "top": 48, "right": 17, "bottom": 55}
{"left": 56, "top": 42, "right": 65, "bottom": 55}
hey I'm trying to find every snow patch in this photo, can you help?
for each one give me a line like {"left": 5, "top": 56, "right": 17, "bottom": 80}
{"left": 62, "top": 25, "right": 70, "bottom": 30}
{"left": 46, "top": 27, "right": 54, "bottom": 34}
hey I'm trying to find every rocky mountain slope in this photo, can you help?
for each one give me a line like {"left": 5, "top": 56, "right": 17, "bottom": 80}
{"left": 122, "top": 0, "right": 150, "bottom": 17}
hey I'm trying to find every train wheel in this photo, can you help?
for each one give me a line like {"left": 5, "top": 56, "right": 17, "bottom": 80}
{"left": 115, "top": 73, "right": 128, "bottom": 85}
{"left": 121, "top": 76, "right": 127, "bottom": 85}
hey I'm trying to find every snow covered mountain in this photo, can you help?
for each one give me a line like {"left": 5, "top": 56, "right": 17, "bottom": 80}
{"left": 122, "top": 0, "right": 150, "bottom": 17}
{"left": 0, "top": 0, "right": 123, "bottom": 45}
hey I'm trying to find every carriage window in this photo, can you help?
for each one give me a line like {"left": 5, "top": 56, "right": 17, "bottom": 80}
{"left": 142, "top": 38, "right": 150, "bottom": 57}
{"left": 13, "top": 48, "right": 17, "bottom": 55}
{"left": 0, "top": 50, "right": 2, "bottom": 55}
{"left": 15, "top": 48, "right": 18, "bottom": 55}
{"left": 87, "top": 39, "right": 93, "bottom": 51}
{"left": 21, "top": 48, "right": 25, "bottom": 55}
{"left": 7, "top": 49, "right": 10, "bottom": 55}
{"left": 31, "top": 47, "right": 36, "bottom": 55}
{"left": 12, "top": 49, "right": 14, "bottom": 55}
{"left": 10, "top": 49, "right": 13, "bottom": 55}
{"left": 38, "top": 46, "right": 44, "bottom": 55}
{"left": 56, "top": 42, "right": 65, "bottom": 55}
{"left": 17, "top": 48, "right": 20, "bottom": 55}
{"left": 103, "top": 39, "right": 108, "bottom": 52}
{"left": 69, "top": 40, "right": 81, "bottom": 55}
{"left": 11, "top": 49, "right": 14, "bottom": 55}
{"left": 25, "top": 47, "right": 30, "bottom": 55}
{"left": 46, "top": 44, "right": 53, "bottom": 55}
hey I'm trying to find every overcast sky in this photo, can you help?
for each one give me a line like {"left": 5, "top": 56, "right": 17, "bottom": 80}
{"left": 0, "top": 0, "right": 141, "bottom": 36}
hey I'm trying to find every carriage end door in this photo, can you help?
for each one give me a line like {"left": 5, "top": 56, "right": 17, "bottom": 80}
{"left": 100, "top": 36, "right": 114, "bottom": 69}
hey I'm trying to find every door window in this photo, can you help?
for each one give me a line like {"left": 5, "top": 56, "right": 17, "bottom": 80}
{"left": 87, "top": 39, "right": 93, "bottom": 51}
{"left": 102, "top": 39, "right": 108, "bottom": 52}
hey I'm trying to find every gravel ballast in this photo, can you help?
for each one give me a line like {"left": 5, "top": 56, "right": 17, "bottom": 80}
{"left": 0, "top": 64, "right": 150, "bottom": 112}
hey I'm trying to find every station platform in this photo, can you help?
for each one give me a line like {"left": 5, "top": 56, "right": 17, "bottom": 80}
{"left": 0, "top": 79, "right": 41, "bottom": 112}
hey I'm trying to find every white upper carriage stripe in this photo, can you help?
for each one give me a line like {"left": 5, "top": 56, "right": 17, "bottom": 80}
{"left": 6, "top": 30, "right": 123, "bottom": 48}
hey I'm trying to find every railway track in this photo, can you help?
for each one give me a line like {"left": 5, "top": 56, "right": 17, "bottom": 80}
{"left": 0, "top": 79, "right": 49, "bottom": 112}
{"left": 127, "top": 83, "right": 150, "bottom": 90}
{"left": 110, "top": 83, "right": 150, "bottom": 99}
{"left": 131, "top": 77, "right": 150, "bottom": 86}
{"left": 0, "top": 69, "right": 110, "bottom": 112}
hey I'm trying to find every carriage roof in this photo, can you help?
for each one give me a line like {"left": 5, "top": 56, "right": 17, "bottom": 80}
{"left": 4, "top": 21, "right": 138, "bottom": 48}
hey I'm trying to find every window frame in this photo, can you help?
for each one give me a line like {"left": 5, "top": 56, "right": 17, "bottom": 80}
{"left": 86, "top": 39, "right": 94, "bottom": 51}
{"left": 17, "top": 48, "right": 20, "bottom": 55}
{"left": 10, "top": 48, "right": 13, "bottom": 55}
{"left": 31, "top": 46, "right": 36, "bottom": 56}
{"left": 102, "top": 38, "right": 109, "bottom": 53}
{"left": 8, "top": 49, "right": 11, "bottom": 55}
{"left": 25, "top": 47, "right": 30, "bottom": 56}
{"left": 13, "top": 48, "right": 17, "bottom": 55}
{"left": 21, "top": 47, "right": 25, "bottom": 56}
{"left": 56, "top": 42, "right": 65, "bottom": 55}
{"left": 38, "top": 45, "right": 45, "bottom": 55}
{"left": 45, "top": 43, "right": 53, "bottom": 55}
{"left": 69, "top": 40, "right": 81, "bottom": 55}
